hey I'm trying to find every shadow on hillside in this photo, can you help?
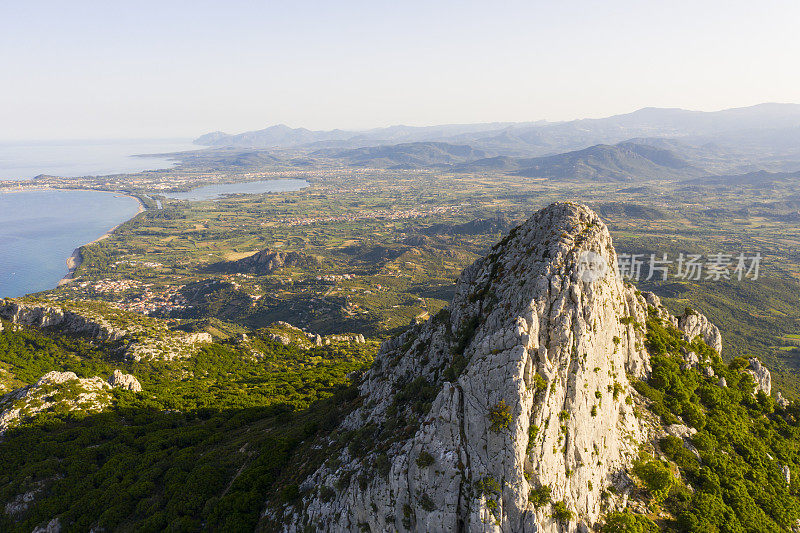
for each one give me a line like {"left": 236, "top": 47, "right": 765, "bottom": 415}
{"left": 0, "top": 385, "right": 359, "bottom": 533}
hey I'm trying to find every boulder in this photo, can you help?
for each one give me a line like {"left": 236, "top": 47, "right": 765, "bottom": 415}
{"left": 108, "top": 370, "right": 142, "bottom": 392}
{"left": 666, "top": 424, "right": 697, "bottom": 439}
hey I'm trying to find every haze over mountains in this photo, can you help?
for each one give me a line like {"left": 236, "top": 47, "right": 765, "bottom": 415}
{"left": 196, "top": 103, "right": 800, "bottom": 154}
{"left": 189, "top": 103, "right": 800, "bottom": 180}
{"left": 319, "top": 142, "right": 489, "bottom": 170}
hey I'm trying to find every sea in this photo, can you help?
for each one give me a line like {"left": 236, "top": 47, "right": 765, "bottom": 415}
{"left": 0, "top": 190, "right": 142, "bottom": 298}
{"left": 0, "top": 139, "right": 197, "bottom": 181}
{"left": 0, "top": 140, "right": 309, "bottom": 298}
{"left": 0, "top": 140, "right": 184, "bottom": 297}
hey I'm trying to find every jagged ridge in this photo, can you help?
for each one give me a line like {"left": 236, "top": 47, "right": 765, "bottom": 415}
{"left": 276, "top": 202, "right": 728, "bottom": 532}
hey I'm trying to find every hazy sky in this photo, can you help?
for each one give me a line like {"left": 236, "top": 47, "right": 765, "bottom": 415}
{"left": 2, "top": 0, "right": 799, "bottom": 140}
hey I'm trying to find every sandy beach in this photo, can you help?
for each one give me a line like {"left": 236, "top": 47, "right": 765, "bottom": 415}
{"left": 57, "top": 194, "right": 146, "bottom": 286}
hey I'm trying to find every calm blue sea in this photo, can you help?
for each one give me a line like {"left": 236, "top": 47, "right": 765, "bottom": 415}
{"left": 0, "top": 190, "right": 141, "bottom": 297}
{"left": 0, "top": 139, "right": 198, "bottom": 180}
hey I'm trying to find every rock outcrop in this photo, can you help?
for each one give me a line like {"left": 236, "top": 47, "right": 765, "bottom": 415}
{"left": 677, "top": 310, "right": 722, "bottom": 355}
{"left": 261, "top": 322, "right": 363, "bottom": 349}
{"left": 32, "top": 517, "right": 61, "bottom": 533}
{"left": 777, "top": 392, "right": 790, "bottom": 409}
{"left": 280, "top": 202, "right": 665, "bottom": 532}
{"left": 0, "top": 300, "right": 126, "bottom": 342}
{"left": 324, "top": 333, "right": 365, "bottom": 345}
{"left": 0, "top": 370, "right": 142, "bottom": 434}
{"left": 212, "top": 249, "right": 319, "bottom": 275}
{"left": 0, "top": 372, "right": 112, "bottom": 434}
{"left": 746, "top": 357, "right": 772, "bottom": 396}
{"left": 0, "top": 299, "right": 212, "bottom": 362}
{"left": 107, "top": 370, "right": 142, "bottom": 392}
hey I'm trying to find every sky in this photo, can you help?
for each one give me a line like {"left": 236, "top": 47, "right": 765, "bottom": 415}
{"left": 1, "top": 0, "right": 799, "bottom": 140}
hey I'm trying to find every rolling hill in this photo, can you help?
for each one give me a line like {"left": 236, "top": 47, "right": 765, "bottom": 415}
{"left": 456, "top": 141, "right": 705, "bottom": 181}
{"left": 320, "top": 142, "right": 489, "bottom": 169}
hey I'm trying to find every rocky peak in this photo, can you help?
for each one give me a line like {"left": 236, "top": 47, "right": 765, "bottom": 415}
{"left": 282, "top": 203, "right": 663, "bottom": 532}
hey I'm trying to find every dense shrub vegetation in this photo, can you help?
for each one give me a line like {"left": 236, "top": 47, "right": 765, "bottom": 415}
{"left": 630, "top": 310, "right": 800, "bottom": 532}
{"left": 601, "top": 511, "right": 659, "bottom": 532}
{"left": 5, "top": 287, "right": 800, "bottom": 530}
{"left": 0, "top": 325, "right": 373, "bottom": 532}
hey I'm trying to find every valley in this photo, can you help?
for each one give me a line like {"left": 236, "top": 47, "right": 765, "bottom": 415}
{"left": 23, "top": 158, "right": 800, "bottom": 397}
{"left": 3, "top": 104, "right": 800, "bottom": 531}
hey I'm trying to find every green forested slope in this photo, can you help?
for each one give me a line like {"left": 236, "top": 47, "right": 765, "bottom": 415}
{"left": 0, "top": 324, "right": 373, "bottom": 532}
{"left": 630, "top": 310, "right": 800, "bottom": 531}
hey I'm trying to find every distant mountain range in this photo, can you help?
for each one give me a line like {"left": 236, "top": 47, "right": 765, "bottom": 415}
{"left": 194, "top": 122, "right": 524, "bottom": 151}
{"left": 184, "top": 104, "right": 800, "bottom": 180}
{"left": 680, "top": 169, "right": 800, "bottom": 187}
{"left": 195, "top": 103, "right": 800, "bottom": 159}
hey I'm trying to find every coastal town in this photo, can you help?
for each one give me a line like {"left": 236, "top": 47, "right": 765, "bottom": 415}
{"left": 61, "top": 279, "right": 189, "bottom": 316}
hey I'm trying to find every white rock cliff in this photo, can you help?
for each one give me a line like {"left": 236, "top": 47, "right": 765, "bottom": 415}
{"left": 280, "top": 203, "right": 677, "bottom": 532}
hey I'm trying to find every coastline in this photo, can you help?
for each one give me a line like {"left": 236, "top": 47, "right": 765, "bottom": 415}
{"left": 57, "top": 194, "right": 146, "bottom": 286}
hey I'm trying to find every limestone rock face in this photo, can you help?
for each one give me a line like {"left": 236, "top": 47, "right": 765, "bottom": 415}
{"left": 282, "top": 202, "right": 663, "bottom": 532}
{"left": 108, "top": 370, "right": 142, "bottom": 392}
{"left": 677, "top": 311, "right": 722, "bottom": 355}
{"left": 0, "top": 372, "right": 114, "bottom": 434}
{"left": 746, "top": 358, "right": 772, "bottom": 396}
{"left": 0, "top": 300, "right": 126, "bottom": 342}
